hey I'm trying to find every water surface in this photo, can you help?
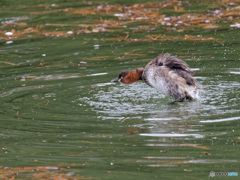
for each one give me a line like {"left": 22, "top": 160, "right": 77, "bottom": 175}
{"left": 0, "top": 0, "right": 240, "bottom": 179}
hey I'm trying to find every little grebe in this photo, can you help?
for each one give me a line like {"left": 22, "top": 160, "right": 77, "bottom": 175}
{"left": 112, "top": 53, "right": 199, "bottom": 101}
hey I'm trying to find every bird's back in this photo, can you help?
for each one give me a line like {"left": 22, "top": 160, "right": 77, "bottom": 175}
{"left": 142, "top": 53, "right": 199, "bottom": 101}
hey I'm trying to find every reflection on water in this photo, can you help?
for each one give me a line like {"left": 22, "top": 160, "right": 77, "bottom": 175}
{"left": 0, "top": 84, "right": 55, "bottom": 97}
{"left": 200, "top": 117, "right": 240, "bottom": 123}
{"left": 145, "top": 159, "right": 238, "bottom": 167}
{"left": 140, "top": 133, "right": 205, "bottom": 138}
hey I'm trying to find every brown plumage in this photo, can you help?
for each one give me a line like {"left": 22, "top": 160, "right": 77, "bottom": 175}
{"left": 112, "top": 53, "right": 199, "bottom": 101}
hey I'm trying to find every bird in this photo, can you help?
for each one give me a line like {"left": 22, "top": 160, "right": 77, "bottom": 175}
{"left": 112, "top": 53, "right": 199, "bottom": 101}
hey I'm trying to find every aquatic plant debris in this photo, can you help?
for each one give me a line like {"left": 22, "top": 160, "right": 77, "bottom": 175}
{"left": 0, "top": 0, "right": 240, "bottom": 42}
{"left": 0, "top": 165, "right": 93, "bottom": 179}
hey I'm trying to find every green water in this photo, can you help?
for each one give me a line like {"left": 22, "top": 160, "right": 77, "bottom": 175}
{"left": 0, "top": 0, "right": 240, "bottom": 179}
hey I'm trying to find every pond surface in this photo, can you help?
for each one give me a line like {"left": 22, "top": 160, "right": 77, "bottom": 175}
{"left": 0, "top": 0, "right": 240, "bottom": 179}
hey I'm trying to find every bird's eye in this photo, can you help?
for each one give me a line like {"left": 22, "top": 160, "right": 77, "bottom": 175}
{"left": 119, "top": 76, "right": 123, "bottom": 82}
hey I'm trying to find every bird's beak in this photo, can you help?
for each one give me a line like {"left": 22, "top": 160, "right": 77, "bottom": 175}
{"left": 112, "top": 77, "right": 120, "bottom": 83}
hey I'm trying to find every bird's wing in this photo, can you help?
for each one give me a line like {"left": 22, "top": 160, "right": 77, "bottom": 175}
{"left": 154, "top": 53, "right": 194, "bottom": 75}
{"left": 149, "top": 53, "right": 198, "bottom": 87}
